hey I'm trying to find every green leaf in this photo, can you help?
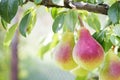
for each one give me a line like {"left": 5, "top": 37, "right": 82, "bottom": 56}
{"left": 104, "top": 19, "right": 112, "bottom": 27}
{"left": 102, "top": 40, "right": 112, "bottom": 52}
{"left": 93, "top": 30, "right": 112, "bottom": 52}
{"left": 50, "top": 33, "right": 59, "bottom": 49}
{"left": 97, "top": 0, "right": 104, "bottom": 4}
{"left": 52, "top": 0, "right": 64, "bottom": 6}
{"left": 3, "top": 23, "right": 18, "bottom": 46}
{"left": 86, "top": 0, "right": 96, "bottom": 4}
{"left": 27, "top": 11, "right": 36, "bottom": 34}
{"left": 110, "top": 35, "right": 120, "bottom": 46}
{"left": 34, "top": 0, "right": 42, "bottom": 4}
{"left": 38, "top": 43, "right": 51, "bottom": 59}
{"left": 19, "top": 9, "right": 36, "bottom": 37}
{"left": 1, "top": 18, "right": 8, "bottom": 30}
{"left": 64, "top": 10, "right": 78, "bottom": 32}
{"left": 87, "top": 13, "right": 101, "bottom": 32}
{"left": 93, "top": 30, "right": 106, "bottom": 44}
{"left": 18, "top": 0, "right": 23, "bottom": 6}
{"left": 38, "top": 34, "right": 59, "bottom": 59}
{"left": 0, "top": 0, "right": 19, "bottom": 23}
{"left": 19, "top": 12, "right": 30, "bottom": 37}
{"left": 51, "top": 8, "right": 58, "bottom": 19}
{"left": 108, "top": 1, "right": 120, "bottom": 24}
{"left": 52, "top": 14, "right": 64, "bottom": 33}
{"left": 113, "top": 24, "right": 120, "bottom": 37}
{"left": 118, "top": 52, "right": 120, "bottom": 58}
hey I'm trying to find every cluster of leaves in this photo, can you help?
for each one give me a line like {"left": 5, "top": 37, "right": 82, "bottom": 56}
{"left": 0, "top": 0, "right": 120, "bottom": 79}
{"left": 40, "top": 1, "right": 120, "bottom": 58}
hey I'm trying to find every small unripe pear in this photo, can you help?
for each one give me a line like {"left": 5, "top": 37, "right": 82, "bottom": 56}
{"left": 99, "top": 49, "right": 120, "bottom": 80}
{"left": 53, "top": 32, "right": 77, "bottom": 70}
{"left": 71, "top": 66, "right": 88, "bottom": 77}
{"left": 73, "top": 27, "right": 104, "bottom": 70}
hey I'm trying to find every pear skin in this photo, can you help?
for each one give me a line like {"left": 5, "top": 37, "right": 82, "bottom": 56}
{"left": 73, "top": 27, "right": 104, "bottom": 70}
{"left": 71, "top": 66, "right": 88, "bottom": 77}
{"left": 53, "top": 32, "right": 77, "bottom": 70}
{"left": 99, "top": 49, "right": 120, "bottom": 80}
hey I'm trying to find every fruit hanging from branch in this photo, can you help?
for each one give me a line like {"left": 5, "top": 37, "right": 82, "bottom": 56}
{"left": 72, "top": 16, "right": 104, "bottom": 70}
{"left": 53, "top": 32, "right": 77, "bottom": 70}
{"left": 99, "top": 49, "right": 120, "bottom": 80}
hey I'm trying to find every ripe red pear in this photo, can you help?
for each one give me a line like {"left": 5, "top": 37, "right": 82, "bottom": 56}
{"left": 73, "top": 27, "right": 104, "bottom": 70}
{"left": 53, "top": 32, "right": 77, "bottom": 70}
{"left": 99, "top": 49, "right": 120, "bottom": 80}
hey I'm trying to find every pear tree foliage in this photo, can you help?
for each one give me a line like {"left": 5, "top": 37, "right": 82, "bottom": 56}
{"left": 0, "top": 0, "right": 120, "bottom": 80}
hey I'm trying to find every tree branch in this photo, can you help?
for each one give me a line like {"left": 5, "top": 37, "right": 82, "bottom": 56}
{"left": 72, "top": 2, "right": 109, "bottom": 15}
{"left": 28, "top": 0, "right": 109, "bottom": 15}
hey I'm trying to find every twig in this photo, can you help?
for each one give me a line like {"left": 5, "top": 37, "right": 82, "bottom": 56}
{"left": 26, "top": 0, "right": 109, "bottom": 15}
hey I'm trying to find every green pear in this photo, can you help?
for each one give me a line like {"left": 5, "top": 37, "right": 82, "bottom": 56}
{"left": 71, "top": 66, "right": 88, "bottom": 77}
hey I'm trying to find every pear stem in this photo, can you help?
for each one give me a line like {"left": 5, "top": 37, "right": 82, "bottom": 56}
{"left": 78, "top": 15, "right": 84, "bottom": 27}
{"left": 111, "top": 45, "right": 115, "bottom": 51}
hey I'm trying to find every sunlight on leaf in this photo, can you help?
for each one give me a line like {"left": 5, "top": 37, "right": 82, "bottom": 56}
{"left": 1, "top": 18, "right": 8, "bottom": 30}
{"left": 4, "top": 23, "right": 18, "bottom": 46}
{"left": 110, "top": 35, "right": 119, "bottom": 46}
{"left": 19, "top": 8, "right": 36, "bottom": 37}
{"left": 52, "top": 14, "right": 64, "bottom": 33}
{"left": 52, "top": 0, "right": 64, "bottom": 6}
{"left": 113, "top": 24, "right": 120, "bottom": 37}
{"left": 51, "top": 8, "right": 58, "bottom": 19}
{"left": 87, "top": 13, "right": 101, "bottom": 32}
{"left": 38, "top": 34, "right": 59, "bottom": 59}
{"left": 38, "top": 43, "right": 51, "bottom": 59}
{"left": 64, "top": 10, "right": 78, "bottom": 32}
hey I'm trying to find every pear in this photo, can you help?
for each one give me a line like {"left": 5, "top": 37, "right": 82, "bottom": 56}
{"left": 53, "top": 32, "right": 77, "bottom": 70}
{"left": 99, "top": 49, "right": 120, "bottom": 80}
{"left": 71, "top": 65, "right": 88, "bottom": 77}
{"left": 73, "top": 27, "right": 104, "bottom": 70}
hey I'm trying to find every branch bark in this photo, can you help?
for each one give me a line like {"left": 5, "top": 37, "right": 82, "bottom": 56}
{"left": 28, "top": 0, "right": 109, "bottom": 15}
{"left": 72, "top": 2, "right": 108, "bottom": 15}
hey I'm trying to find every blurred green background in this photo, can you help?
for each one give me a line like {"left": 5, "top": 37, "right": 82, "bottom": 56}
{"left": 0, "top": 2, "right": 75, "bottom": 80}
